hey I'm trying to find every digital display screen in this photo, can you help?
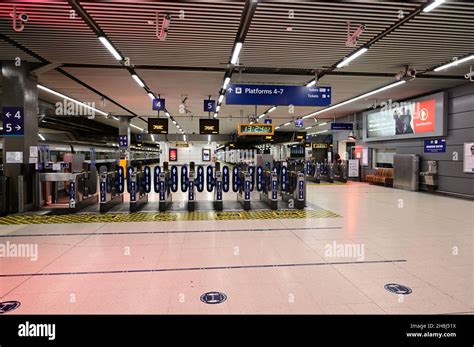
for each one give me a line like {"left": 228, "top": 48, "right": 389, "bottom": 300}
{"left": 169, "top": 148, "right": 177, "bottom": 161}
{"left": 363, "top": 92, "right": 446, "bottom": 142}
{"left": 238, "top": 123, "right": 274, "bottom": 136}
{"left": 294, "top": 132, "right": 306, "bottom": 142}
{"left": 148, "top": 118, "right": 168, "bottom": 134}
{"left": 200, "top": 119, "right": 219, "bottom": 134}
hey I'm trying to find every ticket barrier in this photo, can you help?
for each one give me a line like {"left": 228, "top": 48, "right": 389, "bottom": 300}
{"left": 237, "top": 171, "right": 252, "bottom": 211}
{"left": 320, "top": 162, "right": 334, "bottom": 183}
{"left": 306, "top": 161, "right": 321, "bottom": 184}
{"left": 99, "top": 166, "right": 124, "bottom": 213}
{"left": 155, "top": 163, "right": 173, "bottom": 212}
{"left": 39, "top": 167, "right": 98, "bottom": 212}
{"left": 128, "top": 166, "right": 149, "bottom": 212}
{"left": 333, "top": 162, "right": 347, "bottom": 183}
{"left": 260, "top": 169, "right": 278, "bottom": 210}
{"left": 281, "top": 170, "right": 306, "bottom": 210}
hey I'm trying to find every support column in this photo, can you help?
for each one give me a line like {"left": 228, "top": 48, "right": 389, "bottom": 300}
{"left": 1, "top": 61, "right": 39, "bottom": 213}
{"left": 118, "top": 116, "right": 131, "bottom": 170}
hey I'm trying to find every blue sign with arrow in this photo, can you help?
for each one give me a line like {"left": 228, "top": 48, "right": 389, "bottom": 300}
{"left": 2, "top": 107, "right": 24, "bottom": 136}
{"left": 152, "top": 98, "right": 166, "bottom": 111}
{"left": 118, "top": 135, "right": 128, "bottom": 148}
{"left": 331, "top": 122, "right": 353, "bottom": 131}
{"left": 225, "top": 84, "right": 331, "bottom": 106}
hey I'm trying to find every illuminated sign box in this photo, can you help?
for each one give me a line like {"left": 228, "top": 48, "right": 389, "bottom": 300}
{"left": 200, "top": 119, "right": 219, "bottom": 134}
{"left": 294, "top": 131, "right": 306, "bottom": 142}
{"left": 238, "top": 123, "right": 274, "bottom": 136}
{"left": 148, "top": 118, "right": 168, "bottom": 134}
{"left": 363, "top": 92, "right": 447, "bottom": 142}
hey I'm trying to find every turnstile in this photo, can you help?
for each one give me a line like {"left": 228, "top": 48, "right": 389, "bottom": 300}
{"left": 281, "top": 170, "right": 306, "bottom": 210}
{"left": 237, "top": 171, "right": 251, "bottom": 211}
{"left": 128, "top": 168, "right": 148, "bottom": 212}
{"left": 99, "top": 166, "right": 124, "bottom": 213}
{"left": 259, "top": 170, "right": 278, "bottom": 210}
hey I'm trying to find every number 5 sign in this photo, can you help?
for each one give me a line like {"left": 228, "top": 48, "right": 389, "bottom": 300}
{"left": 2, "top": 107, "right": 24, "bottom": 136}
{"left": 203, "top": 100, "right": 216, "bottom": 112}
{"left": 152, "top": 98, "right": 165, "bottom": 111}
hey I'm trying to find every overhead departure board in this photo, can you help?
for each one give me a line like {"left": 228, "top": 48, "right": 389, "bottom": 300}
{"left": 238, "top": 123, "right": 274, "bottom": 136}
{"left": 148, "top": 118, "right": 168, "bottom": 134}
{"left": 200, "top": 119, "right": 219, "bottom": 134}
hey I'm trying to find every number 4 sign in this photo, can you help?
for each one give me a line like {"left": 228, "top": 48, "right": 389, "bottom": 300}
{"left": 2, "top": 107, "right": 24, "bottom": 136}
{"left": 152, "top": 98, "right": 165, "bottom": 111}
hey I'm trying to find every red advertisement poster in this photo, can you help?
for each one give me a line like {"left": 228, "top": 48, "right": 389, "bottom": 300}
{"left": 169, "top": 148, "right": 177, "bottom": 161}
{"left": 413, "top": 99, "right": 436, "bottom": 133}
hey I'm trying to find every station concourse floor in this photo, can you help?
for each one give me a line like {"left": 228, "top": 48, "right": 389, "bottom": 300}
{"left": 0, "top": 182, "right": 472, "bottom": 314}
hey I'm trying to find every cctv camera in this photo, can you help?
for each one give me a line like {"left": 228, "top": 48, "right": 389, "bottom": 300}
{"left": 19, "top": 13, "right": 28, "bottom": 22}
{"left": 407, "top": 68, "right": 417, "bottom": 77}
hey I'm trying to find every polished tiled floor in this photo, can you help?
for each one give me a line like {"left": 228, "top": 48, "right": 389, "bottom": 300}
{"left": 0, "top": 182, "right": 472, "bottom": 314}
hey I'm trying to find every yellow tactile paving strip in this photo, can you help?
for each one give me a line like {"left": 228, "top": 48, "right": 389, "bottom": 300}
{"left": 0, "top": 209, "right": 341, "bottom": 225}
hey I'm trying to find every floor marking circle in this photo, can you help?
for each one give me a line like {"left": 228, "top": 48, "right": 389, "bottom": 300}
{"left": 384, "top": 283, "right": 412, "bottom": 295}
{"left": 0, "top": 301, "right": 21, "bottom": 314}
{"left": 200, "top": 292, "right": 227, "bottom": 304}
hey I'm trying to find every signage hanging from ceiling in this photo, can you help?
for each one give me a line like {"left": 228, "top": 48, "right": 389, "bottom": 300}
{"left": 152, "top": 98, "right": 166, "bottom": 111}
{"left": 295, "top": 118, "right": 304, "bottom": 128}
{"left": 237, "top": 123, "right": 274, "bottom": 136}
{"left": 148, "top": 118, "right": 169, "bottom": 134}
{"left": 226, "top": 84, "right": 332, "bottom": 106}
{"left": 294, "top": 131, "right": 306, "bottom": 142}
{"left": 331, "top": 122, "right": 353, "bottom": 130}
{"left": 203, "top": 100, "right": 217, "bottom": 113}
{"left": 363, "top": 92, "right": 447, "bottom": 142}
{"left": 199, "top": 119, "right": 219, "bottom": 134}
{"left": 264, "top": 118, "right": 272, "bottom": 124}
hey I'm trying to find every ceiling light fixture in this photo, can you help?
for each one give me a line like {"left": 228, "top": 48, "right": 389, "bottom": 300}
{"left": 336, "top": 47, "right": 368, "bottom": 68}
{"left": 306, "top": 80, "right": 316, "bottom": 87}
{"left": 37, "top": 84, "right": 108, "bottom": 116}
{"left": 302, "top": 80, "right": 406, "bottom": 119}
{"left": 147, "top": 92, "right": 155, "bottom": 100}
{"left": 130, "top": 123, "right": 144, "bottom": 131}
{"left": 423, "top": 0, "right": 446, "bottom": 12}
{"left": 38, "top": 134, "right": 45, "bottom": 141}
{"left": 230, "top": 42, "right": 243, "bottom": 65}
{"left": 132, "top": 74, "right": 145, "bottom": 88}
{"left": 434, "top": 54, "right": 474, "bottom": 72}
{"left": 218, "top": 94, "right": 225, "bottom": 103}
{"left": 98, "top": 36, "right": 122, "bottom": 60}
{"left": 223, "top": 77, "right": 231, "bottom": 89}
{"left": 268, "top": 106, "right": 276, "bottom": 113}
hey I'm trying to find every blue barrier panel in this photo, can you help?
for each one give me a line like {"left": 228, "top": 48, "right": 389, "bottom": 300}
{"left": 171, "top": 166, "right": 179, "bottom": 192}
{"left": 117, "top": 166, "right": 124, "bottom": 194}
{"left": 144, "top": 166, "right": 151, "bottom": 193}
{"left": 222, "top": 166, "right": 230, "bottom": 192}
{"left": 196, "top": 166, "right": 204, "bottom": 192}
{"left": 181, "top": 165, "right": 188, "bottom": 192}
{"left": 256, "top": 166, "right": 264, "bottom": 192}
{"left": 232, "top": 167, "right": 240, "bottom": 192}
{"left": 248, "top": 166, "right": 255, "bottom": 191}
{"left": 127, "top": 167, "right": 134, "bottom": 193}
{"left": 206, "top": 165, "right": 214, "bottom": 192}
{"left": 281, "top": 166, "right": 288, "bottom": 192}
{"left": 154, "top": 166, "right": 161, "bottom": 192}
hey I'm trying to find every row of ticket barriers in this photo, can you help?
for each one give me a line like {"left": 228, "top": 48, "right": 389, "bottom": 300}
{"left": 96, "top": 162, "right": 306, "bottom": 213}
{"left": 306, "top": 161, "right": 348, "bottom": 184}
{"left": 48, "top": 162, "right": 306, "bottom": 212}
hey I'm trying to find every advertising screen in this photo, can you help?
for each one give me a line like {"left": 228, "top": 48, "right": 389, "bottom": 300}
{"left": 363, "top": 92, "right": 446, "bottom": 142}
{"left": 169, "top": 148, "right": 177, "bottom": 162}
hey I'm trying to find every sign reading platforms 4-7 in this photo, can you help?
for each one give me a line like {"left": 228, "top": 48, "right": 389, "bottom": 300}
{"left": 2, "top": 107, "right": 24, "bottom": 136}
{"left": 225, "top": 84, "right": 331, "bottom": 106}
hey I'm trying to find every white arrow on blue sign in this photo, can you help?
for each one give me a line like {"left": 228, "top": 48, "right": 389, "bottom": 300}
{"left": 2, "top": 107, "right": 24, "bottom": 136}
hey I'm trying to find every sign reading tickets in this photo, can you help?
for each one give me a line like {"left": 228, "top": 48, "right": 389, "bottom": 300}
{"left": 148, "top": 118, "right": 168, "bottom": 134}
{"left": 199, "top": 119, "right": 219, "bottom": 134}
{"left": 238, "top": 123, "right": 274, "bottom": 136}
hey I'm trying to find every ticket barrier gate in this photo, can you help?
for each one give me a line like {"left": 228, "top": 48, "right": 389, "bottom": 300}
{"left": 39, "top": 167, "right": 98, "bottom": 212}
{"left": 260, "top": 170, "right": 278, "bottom": 210}
{"left": 320, "top": 162, "right": 334, "bottom": 183}
{"left": 306, "top": 162, "right": 321, "bottom": 184}
{"left": 127, "top": 167, "right": 149, "bottom": 212}
{"left": 236, "top": 171, "right": 252, "bottom": 211}
{"left": 281, "top": 169, "right": 306, "bottom": 210}
{"left": 99, "top": 166, "right": 124, "bottom": 213}
{"left": 155, "top": 163, "right": 173, "bottom": 212}
{"left": 333, "top": 162, "right": 347, "bottom": 183}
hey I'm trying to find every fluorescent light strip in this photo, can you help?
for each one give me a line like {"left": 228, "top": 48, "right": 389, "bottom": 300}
{"left": 112, "top": 116, "right": 119, "bottom": 121}
{"left": 275, "top": 126, "right": 280, "bottom": 130}
{"left": 132, "top": 74, "right": 145, "bottom": 88}
{"left": 38, "top": 134, "right": 45, "bottom": 141}
{"left": 148, "top": 93, "right": 155, "bottom": 100}
{"left": 302, "top": 80, "right": 406, "bottom": 119}
{"left": 306, "top": 80, "right": 316, "bottom": 87}
{"left": 283, "top": 122, "right": 291, "bottom": 126}
{"left": 230, "top": 42, "right": 243, "bottom": 65}
{"left": 258, "top": 114, "right": 265, "bottom": 119}
{"left": 268, "top": 106, "right": 276, "bottom": 113}
{"left": 218, "top": 94, "right": 225, "bottom": 103}
{"left": 37, "top": 84, "right": 108, "bottom": 116}
{"left": 423, "top": 0, "right": 446, "bottom": 12}
{"left": 183, "top": 134, "right": 187, "bottom": 142}
{"left": 434, "top": 54, "right": 474, "bottom": 72}
{"left": 337, "top": 47, "right": 368, "bottom": 68}
{"left": 213, "top": 114, "right": 218, "bottom": 119}
{"left": 215, "top": 105, "right": 221, "bottom": 112}
{"left": 98, "top": 36, "right": 122, "bottom": 60}
{"left": 305, "top": 126, "right": 312, "bottom": 130}
{"left": 172, "top": 120, "right": 177, "bottom": 125}
{"left": 151, "top": 134, "right": 155, "bottom": 142}
{"left": 223, "top": 77, "right": 231, "bottom": 89}
{"left": 130, "top": 123, "right": 143, "bottom": 131}
{"left": 318, "top": 122, "right": 328, "bottom": 126}
{"left": 208, "top": 135, "right": 211, "bottom": 142}
{"left": 165, "top": 112, "right": 170, "bottom": 118}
